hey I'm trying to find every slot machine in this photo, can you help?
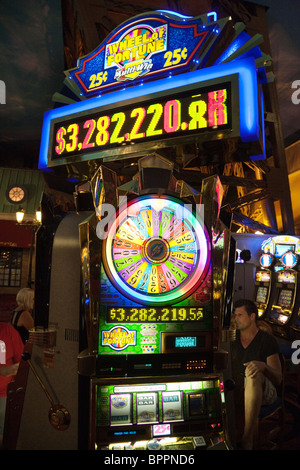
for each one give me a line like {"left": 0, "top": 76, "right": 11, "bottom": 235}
{"left": 263, "top": 236, "right": 300, "bottom": 339}
{"left": 268, "top": 265, "right": 299, "bottom": 339}
{"left": 254, "top": 252, "right": 274, "bottom": 319}
{"left": 79, "top": 157, "right": 232, "bottom": 451}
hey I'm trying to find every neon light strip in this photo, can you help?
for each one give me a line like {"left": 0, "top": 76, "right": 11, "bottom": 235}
{"left": 39, "top": 57, "right": 259, "bottom": 170}
{"left": 157, "top": 10, "right": 193, "bottom": 19}
{"left": 250, "top": 85, "right": 265, "bottom": 161}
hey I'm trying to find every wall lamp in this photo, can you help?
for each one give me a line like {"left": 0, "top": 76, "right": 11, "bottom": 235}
{"left": 16, "top": 207, "right": 42, "bottom": 227}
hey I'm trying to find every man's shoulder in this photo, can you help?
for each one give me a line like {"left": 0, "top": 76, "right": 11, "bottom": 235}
{"left": 257, "top": 329, "right": 275, "bottom": 340}
{"left": 257, "top": 328, "right": 279, "bottom": 350}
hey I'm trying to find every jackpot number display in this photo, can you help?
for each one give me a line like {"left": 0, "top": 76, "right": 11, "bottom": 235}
{"left": 103, "top": 195, "right": 210, "bottom": 305}
{"left": 107, "top": 306, "right": 204, "bottom": 322}
{"left": 53, "top": 85, "right": 229, "bottom": 159}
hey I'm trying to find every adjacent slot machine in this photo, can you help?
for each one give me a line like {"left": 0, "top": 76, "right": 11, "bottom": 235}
{"left": 268, "top": 268, "right": 298, "bottom": 338}
{"left": 254, "top": 252, "right": 274, "bottom": 319}
{"left": 265, "top": 238, "right": 300, "bottom": 338}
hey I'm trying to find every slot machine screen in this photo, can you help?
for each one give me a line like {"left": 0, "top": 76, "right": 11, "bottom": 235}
{"left": 188, "top": 393, "right": 206, "bottom": 417}
{"left": 256, "top": 286, "right": 268, "bottom": 304}
{"left": 277, "top": 289, "right": 293, "bottom": 309}
{"left": 275, "top": 244, "right": 295, "bottom": 258}
{"left": 161, "top": 331, "right": 207, "bottom": 353}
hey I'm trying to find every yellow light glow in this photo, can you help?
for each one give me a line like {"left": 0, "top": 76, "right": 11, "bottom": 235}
{"left": 35, "top": 210, "right": 42, "bottom": 223}
{"left": 16, "top": 209, "right": 25, "bottom": 223}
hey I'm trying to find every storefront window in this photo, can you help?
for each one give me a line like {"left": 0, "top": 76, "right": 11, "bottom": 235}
{"left": 0, "top": 248, "right": 22, "bottom": 287}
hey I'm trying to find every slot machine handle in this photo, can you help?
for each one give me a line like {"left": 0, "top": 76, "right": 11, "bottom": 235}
{"left": 22, "top": 351, "right": 71, "bottom": 430}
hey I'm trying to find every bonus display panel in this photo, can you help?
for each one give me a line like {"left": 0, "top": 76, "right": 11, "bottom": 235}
{"left": 98, "top": 194, "right": 212, "bottom": 361}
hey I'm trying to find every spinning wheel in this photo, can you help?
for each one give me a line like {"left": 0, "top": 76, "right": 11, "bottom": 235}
{"left": 103, "top": 195, "right": 210, "bottom": 305}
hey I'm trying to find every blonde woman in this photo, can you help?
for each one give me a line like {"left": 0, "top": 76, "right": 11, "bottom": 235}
{"left": 10, "top": 288, "right": 34, "bottom": 344}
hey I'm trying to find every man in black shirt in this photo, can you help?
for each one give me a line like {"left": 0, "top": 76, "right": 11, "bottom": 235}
{"left": 232, "top": 299, "right": 282, "bottom": 450}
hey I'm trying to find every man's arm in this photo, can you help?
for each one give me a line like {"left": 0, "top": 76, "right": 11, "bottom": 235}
{"left": 265, "top": 353, "right": 282, "bottom": 386}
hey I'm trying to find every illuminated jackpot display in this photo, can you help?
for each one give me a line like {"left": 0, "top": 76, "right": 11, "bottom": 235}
{"left": 39, "top": 56, "right": 262, "bottom": 169}
{"left": 102, "top": 194, "right": 210, "bottom": 306}
{"left": 106, "top": 306, "right": 204, "bottom": 323}
{"left": 53, "top": 84, "right": 230, "bottom": 159}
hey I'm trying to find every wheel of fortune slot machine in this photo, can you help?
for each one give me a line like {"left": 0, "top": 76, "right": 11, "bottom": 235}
{"left": 89, "top": 188, "right": 230, "bottom": 451}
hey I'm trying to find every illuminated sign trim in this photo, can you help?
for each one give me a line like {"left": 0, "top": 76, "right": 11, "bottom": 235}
{"left": 39, "top": 57, "right": 260, "bottom": 169}
{"left": 261, "top": 235, "right": 300, "bottom": 255}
